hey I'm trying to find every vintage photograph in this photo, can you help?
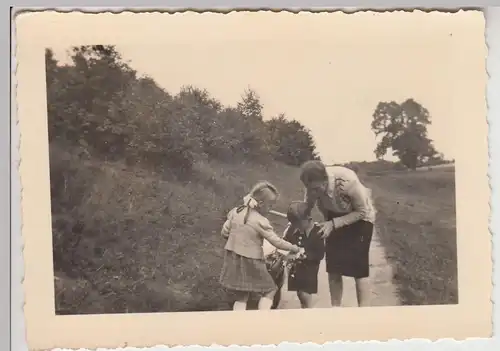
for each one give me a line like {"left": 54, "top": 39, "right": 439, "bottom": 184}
{"left": 16, "top": 10, "right": 490, "bottom": 349}
{"left": 47, "top": 42, "right": 458, "bottom": 313}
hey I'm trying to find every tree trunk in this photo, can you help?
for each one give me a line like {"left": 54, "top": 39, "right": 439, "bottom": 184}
{"left": 401, "top": 152, "right": 418, "bottom": 170}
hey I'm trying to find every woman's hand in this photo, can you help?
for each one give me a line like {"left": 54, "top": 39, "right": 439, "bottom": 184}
{"left": 318, "top": 220, "right": 334, "bottom": 239}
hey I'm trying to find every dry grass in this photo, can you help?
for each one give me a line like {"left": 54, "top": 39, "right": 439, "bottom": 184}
{"left": 52, "top": 155, "right": 457, "bottom": 314}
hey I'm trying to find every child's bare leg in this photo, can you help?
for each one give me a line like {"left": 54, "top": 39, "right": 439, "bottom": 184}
{"left": 297, "top": 291, "right": 314, "bottom": 308}
{"left": 233, "top": 291, "right": 249, "bottom": 311}
{"left": 258, "top": 289, "right": 276, "bottom": 310}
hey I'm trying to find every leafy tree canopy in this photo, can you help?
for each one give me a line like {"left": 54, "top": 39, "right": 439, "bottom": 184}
{"left": 371, "top": 98, "right": 441, "bottom": 170}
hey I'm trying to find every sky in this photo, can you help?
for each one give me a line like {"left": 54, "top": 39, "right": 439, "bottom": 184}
{"left": 49, "top": 12, "right": 465, "bottom": 164}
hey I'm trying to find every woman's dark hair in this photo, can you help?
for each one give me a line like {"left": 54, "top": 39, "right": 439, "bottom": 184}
{"left": 299, "top": 160, "right": 328, "bottom": 186}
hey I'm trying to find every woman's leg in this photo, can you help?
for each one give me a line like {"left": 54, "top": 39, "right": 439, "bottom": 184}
{"left": 258, "top": 289, "right": 277, "bottom": 310}
{"left": 324, "top": 225, "right": 345, "bottom": 307}
{"left": 328, "top": 272, "right": 343, "bottom": 306}
{"left": 353, "top": 221, "right": 374, "bottom": 307}
{"left": 297, "top": 291, "right": 314, "bottom": 308}
{"left": 354, "top": 277, "right": 371, "bottom": 307}
{"left": 233, "top": 291, "right": 249, "bottom": 311}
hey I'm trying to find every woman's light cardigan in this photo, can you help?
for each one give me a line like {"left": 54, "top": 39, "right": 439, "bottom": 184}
{"left": 304, "top": 166, "right": 376, "bottom": 229}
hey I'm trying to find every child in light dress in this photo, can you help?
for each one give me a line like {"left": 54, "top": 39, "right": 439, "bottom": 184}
{"left": 220, "top": 181, "right": 304, "bottom": 310}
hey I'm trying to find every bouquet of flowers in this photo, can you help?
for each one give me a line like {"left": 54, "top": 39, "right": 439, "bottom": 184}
{"left": 285, "top": 251, "right": 306, "bottom": 279}
{"left": 264, "top": 248, "right": 306, "bottom": 309}
{"left": 265, "top": 250, "right": 287, "bottom": 285}
{"left": 266, "top": 249, "right": 306, "bottom": 282}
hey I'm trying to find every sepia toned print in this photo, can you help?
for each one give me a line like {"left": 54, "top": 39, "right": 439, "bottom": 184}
{"left": 15, "top": 10, "right": 490, "bottom": 350}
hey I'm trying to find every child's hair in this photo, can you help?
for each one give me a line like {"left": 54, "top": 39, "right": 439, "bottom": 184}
{"left": 238, "top": 181, "right": 279, "bottom": 224}
{"left": 299, "top": 160, "right": 328, "bottom": 186}
{"left": 250, "top": 181, "right": 279, "bottom": 202}
{"left": 287, "top": 201, "right": 311, "bottom": 224}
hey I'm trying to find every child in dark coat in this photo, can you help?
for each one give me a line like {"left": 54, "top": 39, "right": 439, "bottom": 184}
{"left": 284, "top": 201, "right": 326, "bottom": 308}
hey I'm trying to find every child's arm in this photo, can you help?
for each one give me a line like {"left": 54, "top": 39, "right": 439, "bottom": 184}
{"left": 221, "top": 208, "right": 235, "bottom": 239}
{"left": 276, "top": 223, "right": 293, "bottom": 255}
{"left": 254, "top": 220, "right": 300, "bottom": 253}
{"left": 221, "top": 220, "right": 231, "bottom": 239}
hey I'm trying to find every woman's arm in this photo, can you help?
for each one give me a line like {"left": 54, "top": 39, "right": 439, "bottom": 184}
{"left": 303, "top": 187, "right": 317, "bottom": 216}
{"left": 332, "top": 182, "right": 374, "bottom": 229}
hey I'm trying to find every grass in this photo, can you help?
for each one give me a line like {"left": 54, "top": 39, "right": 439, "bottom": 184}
{"left": 52, "top": 150, "right": 457, "bottom": 314}
{"left": 361, "top": 167, "right": 458, "bottom": 305}
{"left": 52, "top": 150, "right": 305, "bottom": 314}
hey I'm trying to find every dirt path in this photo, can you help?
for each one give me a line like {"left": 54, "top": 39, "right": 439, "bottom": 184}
{"left": 278, "top": 229, "right": 400, "bottom": 308}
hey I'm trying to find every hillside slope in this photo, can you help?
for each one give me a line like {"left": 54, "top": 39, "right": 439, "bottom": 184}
{"left": 52, "top": 150, "right": 305, "bottom": 314}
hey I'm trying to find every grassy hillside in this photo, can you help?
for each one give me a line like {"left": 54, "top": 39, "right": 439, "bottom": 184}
{"left": 52, "top": 148, "right": 304, "bottom": 314}
{"left": 53, "top": 148, "right": 457, "bottom": 313}
{"left": 362, "top": 167, "right": 457, "bottom": 305}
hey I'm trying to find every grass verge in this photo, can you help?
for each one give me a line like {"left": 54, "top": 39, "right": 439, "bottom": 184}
{"left": 362, "top": 167, "right": 458, "bottom": 305}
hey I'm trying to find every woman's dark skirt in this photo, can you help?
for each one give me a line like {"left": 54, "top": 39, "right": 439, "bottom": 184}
{"left": 324, "top": 214, "right": 374, "bottom": 278}
{"left": 220, "top": 250, "right": 277, "bottom": 293}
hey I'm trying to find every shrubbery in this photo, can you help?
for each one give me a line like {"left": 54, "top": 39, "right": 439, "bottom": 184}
{"left": 47, "top": 46, "right": 319, "bottom": 172}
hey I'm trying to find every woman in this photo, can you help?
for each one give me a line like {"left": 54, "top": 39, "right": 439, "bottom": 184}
{"left": 299, "top": 160, "right": 376, "bottom": 307}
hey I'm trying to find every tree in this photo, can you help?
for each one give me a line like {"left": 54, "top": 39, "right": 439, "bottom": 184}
{"left": 266, "top": 113, "right": 320, "bottom": 166}
{"left": 236, "top": 87, "right": 264, "bottom": 120}
{"left": 46, "top": 45, "right": 138, "bottom": 154}
{"left": 371, "top": 98, "right": 439, "bottom": 170}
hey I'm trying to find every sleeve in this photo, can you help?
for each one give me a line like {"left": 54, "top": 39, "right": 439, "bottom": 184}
{"left": 221, "top": 208, "right": 235, "bottom": 239}
{"left": 332, "top": 182, "right": 373, "bottom": 229}
{"left": 276, "top": 223, "right": 293, "bottom": 255}
{"left": 254, "top": 219, "right": 299, "bottom": 252}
